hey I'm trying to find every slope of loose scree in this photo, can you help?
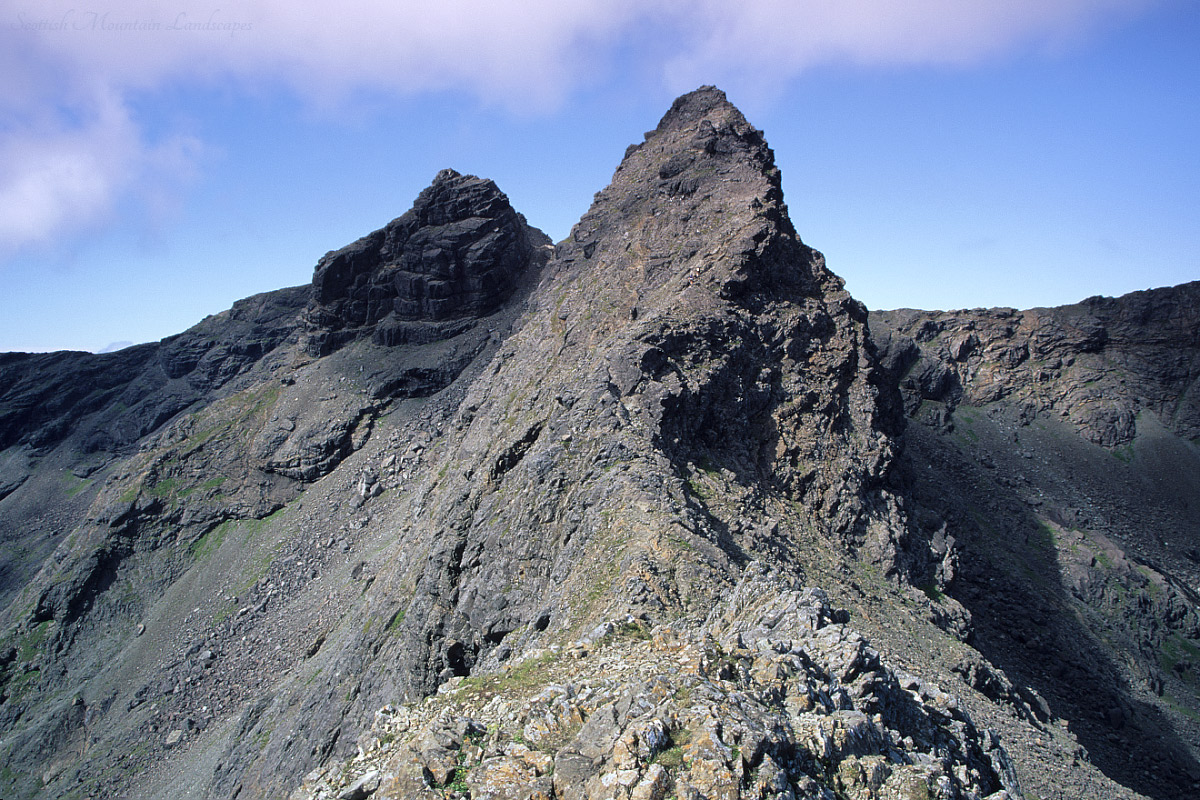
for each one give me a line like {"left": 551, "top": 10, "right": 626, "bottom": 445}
{"left": 0, "top": 169, "right": 548, "bottom": 800}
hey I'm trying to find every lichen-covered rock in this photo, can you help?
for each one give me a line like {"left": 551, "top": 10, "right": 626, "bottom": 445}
{"left": 296, "top": 566, "right": 1022, "bottom": 800}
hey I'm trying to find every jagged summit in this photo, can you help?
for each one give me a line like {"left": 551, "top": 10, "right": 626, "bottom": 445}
{"left": 304, "top": 168, "right": 549, "bottom": 355}
{"left": 554, "top": 85, "right": 814, "bottom": 315}
{"left": 651, "top": 85, "right": 742, "bottom": 132}
{"left": 540, "top": 87, "right": 898, "bottom": 535}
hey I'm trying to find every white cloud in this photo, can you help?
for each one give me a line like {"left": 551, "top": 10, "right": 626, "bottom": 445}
{"left": 660, "top": 0, "right": 1154, "bottom": 88}
{"left": 0, "top": 0, "right": 1160, "bottom": 253}
{"left": 0, "top": 88, "right": 135, "bottom": 251}
{"left": 0, "top": 81, "right": 201, "bottom": 256}
{"left": 7, "top": 2, "right": 643, "bottom": 105}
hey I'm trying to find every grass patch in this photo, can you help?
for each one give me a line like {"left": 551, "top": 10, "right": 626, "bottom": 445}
{"left": 456, "top": 650, "right": 559, "bottom": 701}
{"left": 597, "top": 619, "right": 652, "bottom": 646}
{"left": 952, "top": 408, "right": 980, "bottom": 444}
{"left": 1032, "top": 520, "right": 1057, "bottom": 551}
{"left": 0, "top": 764, "right": 31, "bottom": 798}
{"left": 240, "top": 506, "right": 287, "bottom": 540}
{"left": 1160, "top": 634, "right": 1200, "bottom": 683}
{"left": 1137, "top": 566, "right": 1165, "bottom": 599}
{"left": 918, "top": 583, "right": 945, "bottom": 603}
{"left": 653, "top": 745, "right": 686, "bottom": 769}
{"left": 190, "top": 520, "right": 232, "bottom": 560}
{"left": 237, "top": 552, "right": 276, "bottom": 595}
{"left": 956, "top": 404, "right": 980, "bottom": 421}
{"left": 61, "top": 473, "right": 94, "bottom": 498}
{"left": 17, "top": 620, "right": 51, "bottom": 662}
{"left": 147, "top": 477, "right": 181, "bottom": 498}
{"left": 192, "top": 506, "right": 285, "bottom": 561}
{"left": 1112, "top": 444, "right": 1134, "bottom": 464}
{"left": 685, "top": 476, "right": 712, "bottom": 500}
{"left": 653, "top": 727, "right": 693, "bottom": 771}
{"left": 4, "top": 666, "right": 41, "bottom": 699}
{"left": 685, "top": 459, "right": 722, "bottom": 500}
{"left": 182, "top": 476, "right": 228, "bottom": 497}
{"left": 177, "top": 381, "right": 282, "bottom": 459}
{"left": 387, "top": 607, "right": 406, "bottom": 632}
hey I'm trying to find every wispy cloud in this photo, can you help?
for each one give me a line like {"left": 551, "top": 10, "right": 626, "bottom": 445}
{"left": 0, "top": 0, "right": 1159, "bottom": 254}
{"left": 0, "top": 81, "right": 201, "bottom": 256}
{"left": 660, "top": 0, "right": 1154, "bottom": 90}
{"left": 0, "top": 87, "right": 137, "bottom": 252}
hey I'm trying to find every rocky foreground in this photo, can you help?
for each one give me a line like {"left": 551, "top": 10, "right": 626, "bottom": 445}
{"left": 1, "top": 88, "right": 1197, "bottom": 800}
{"left": 294, "top": 566, "right": 1020, "bottom": 800}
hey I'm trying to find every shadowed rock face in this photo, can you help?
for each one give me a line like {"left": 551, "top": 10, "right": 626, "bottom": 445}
{"left": 871, "top": 283, "right": 1200, "bottom": 800}
{"left": 871, "top": 281, "right": 1200, "bottom": 447}
{"left": 304, "top": 169, "right": 550, "bottom": 354}
{"left": 0, "top": 287, "right": 309, "bottom": 456}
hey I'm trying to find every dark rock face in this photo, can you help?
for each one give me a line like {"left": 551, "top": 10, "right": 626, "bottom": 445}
{"left": 0, "top": 286, "right": 309, "bottom": 455}
{"left": 304, "top": 169, "right": 549, "bottom": 355}
{"left": 549, "top": 86, "right": 902, "bottom": 539}
{"left": 871, "top": 283, "right": 1200, "bottom": 800}
{"left": 872, "top": 281, "right": 1200, "bottom": 447}
{"left": 0, "top": 168, "right": 554, "bottom": 800}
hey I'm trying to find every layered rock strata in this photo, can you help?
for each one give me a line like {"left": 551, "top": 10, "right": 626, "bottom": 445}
{"left": 304, "top": 169, "right": 550, "bottom": 355}
{"left": 872, "top": 282, "right": 1200, "bottom": 447}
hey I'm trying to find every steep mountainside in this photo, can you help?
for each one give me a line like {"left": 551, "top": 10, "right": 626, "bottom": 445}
{"left": 0, "top": 88, "right": 1196, "bottom": 800}
{"left": 871, "top": 291, "right": 1200, "bottom": 798}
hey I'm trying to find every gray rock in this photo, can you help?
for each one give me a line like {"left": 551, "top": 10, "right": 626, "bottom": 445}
{"left": 339, "top": 769, "right": 380, "bottom": 800}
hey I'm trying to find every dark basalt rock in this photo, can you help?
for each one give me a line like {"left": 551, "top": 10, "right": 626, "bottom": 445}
{"left": 304, "top": 169, "right": 550, "bottom": 355}
{"left": 0, "top": 286, "right": 309, "bottom": 454}
{"left": 871, "top": 281, "right": 1200, "bottom": 447}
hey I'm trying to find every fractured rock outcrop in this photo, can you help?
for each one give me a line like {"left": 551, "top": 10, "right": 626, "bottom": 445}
{"left": 294, "top": 565, "right": 1021, "bottom": 800}
{"left": 304, "top": 169, "right": 550, "bottom": 355}
{"left": 872, "top": 282, "right": 1200, "bottom": 447}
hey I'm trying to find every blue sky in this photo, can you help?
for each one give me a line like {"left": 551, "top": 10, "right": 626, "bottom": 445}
{"left": 1, "top": 0, "right": 1197, "bottom": 353}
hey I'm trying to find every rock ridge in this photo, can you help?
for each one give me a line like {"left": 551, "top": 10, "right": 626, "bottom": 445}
{"left": 871, "top": 280, "right": 1200, "bottom": 447}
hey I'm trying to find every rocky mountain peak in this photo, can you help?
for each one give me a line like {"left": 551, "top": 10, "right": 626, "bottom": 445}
{"left": 411, "top": 168, "right": 509, "bottom": 227}
{"left": 553, "top": 85, "right": 816, "bottom": 319}
{"left": 303, "top": 169, "right": 550, "bottom": 355}
{"left": 3, "top": 87, "right": 1198, "bottom": 800}
{"left": 652, "top": 85, "right": 740, "bottom": 130}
